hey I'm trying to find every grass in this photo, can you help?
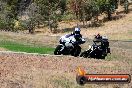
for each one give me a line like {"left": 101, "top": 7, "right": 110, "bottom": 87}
{"left": 128, "top": 30, "right": 132, "bottom": 34}
{"left": 105, "top": 54, "right": 118, "bottom": 61}
{"left": 0, "top": 40, "right": 55, "bottom": 54}
{"left": 52, "top": 75, "right": 93, "bottom": 88}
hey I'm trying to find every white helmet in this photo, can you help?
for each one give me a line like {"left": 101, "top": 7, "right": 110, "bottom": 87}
{"left": 74, "top": 27, "right": 80, "bottom": 34}
{"left": 75, "top": 27, "right": 80, "bottom": 31}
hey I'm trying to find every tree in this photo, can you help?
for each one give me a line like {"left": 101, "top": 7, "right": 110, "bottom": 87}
{"left": 0, "top": 0, "right": 32, "bottom": 31}
{"left": 26, "top": 2, "right": 39, "bottom": 33}
{"left": 123, "top": 0, "right": 129, "bottom": 14}
{"left": 69, "top": 0, "right": 100, "bottom": 25}
{"left": 34, "top": 0, "right": 67, "bottom": 32}
{"left": 0, "top": 0, "right": 17, "bottom": 31}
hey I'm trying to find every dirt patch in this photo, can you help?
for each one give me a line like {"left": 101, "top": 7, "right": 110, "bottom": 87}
{"left": 0, "top": 53, "right": 131, "bottom": 88}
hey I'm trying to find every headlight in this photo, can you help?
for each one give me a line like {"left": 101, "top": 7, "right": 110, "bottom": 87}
{"left": 89, "top": 45, "right": 93, "bottom": 50}
{"left": 91, "top": 47, "right": 93, "bottom": 51}
{"left": 82, "top": 38, "right": 85, "bottom": 42}
{"left": 89, "top": 45, "right": 91, "bottom": 49}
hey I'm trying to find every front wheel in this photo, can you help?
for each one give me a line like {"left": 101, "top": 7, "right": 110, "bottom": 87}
{"left": 80, "top": 51, "right": 89, "bottom": 58}
{"left": 72, "top": 46, "right": 81, "bottom": 57}
{"left": 99, "top": 55, "right": 106, "bottom": 59}
{"left": 54, "top": 45, "right": 63, "bottom": 55}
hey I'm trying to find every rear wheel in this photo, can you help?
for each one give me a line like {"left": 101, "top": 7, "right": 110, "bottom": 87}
{"left": 54, "top": 45, "right": 63, "bottom": 55}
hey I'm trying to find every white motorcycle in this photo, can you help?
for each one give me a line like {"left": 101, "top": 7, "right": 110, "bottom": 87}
{"left": 54, "top": 36, "right": 85, "bottom": 57}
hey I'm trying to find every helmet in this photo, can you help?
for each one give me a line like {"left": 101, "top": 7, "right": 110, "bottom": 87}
{"left": 74, "top": 27, "right": 80, "bottom": 34}
{"left": 95, "top": 33, "right": 102, "bottom": 39}
{"left": 97, "top": 33, "right": 100, "bottom": 37}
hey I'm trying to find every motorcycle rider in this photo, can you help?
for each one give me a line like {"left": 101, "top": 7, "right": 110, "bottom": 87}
{"left": 94, "top": 33, "right": 102, "bottom": 42}
{"left": 94, "top": 33, "right": 110, "bottom": 53}
{"left": 59, "top": 27, "right": 85, "bottom": 48}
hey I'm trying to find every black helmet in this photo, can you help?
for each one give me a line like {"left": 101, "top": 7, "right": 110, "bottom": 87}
{"left": 95, "top": 33, "right": 102, "bottom": 39}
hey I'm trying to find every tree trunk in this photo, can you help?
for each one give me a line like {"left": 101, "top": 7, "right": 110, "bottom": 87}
{"left": 107, "top": 9, "right": 112, "bottom": 20}
{"left": 29, "top": 27, "right": 34, "bottom": 34}
{"left": 28, "top": 20, "right": 35, "bottom": 34}
{"left": 48, "top": 17, "right": 52, "bottom": 32}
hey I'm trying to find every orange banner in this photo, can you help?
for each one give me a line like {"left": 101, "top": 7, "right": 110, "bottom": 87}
{"left": 76, "top": 67, "right": 131, "bottom": 85}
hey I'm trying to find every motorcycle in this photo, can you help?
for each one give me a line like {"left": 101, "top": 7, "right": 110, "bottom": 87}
{"left": 80, "top": 36, "right": 110, "bottom": 59}
{"left": 54, "top": 37, "right": 85, "bottom": 57}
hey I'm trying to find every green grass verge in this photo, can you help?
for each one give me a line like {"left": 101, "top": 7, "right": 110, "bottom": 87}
{"left": 0, "top": 40, "right": 55, "bottom": 54}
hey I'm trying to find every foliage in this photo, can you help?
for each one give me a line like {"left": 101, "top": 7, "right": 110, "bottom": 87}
{"left": 69, "top": 0, "right": 118, "bottom": 22}
{"left": 0, "top": 0, "right": 131, "bottom": 32}
{"left": 0, "top": 0, "right": 32, "bottom": 31}
{"left": 34, "top": 0, "right": 67, "bottom": 32}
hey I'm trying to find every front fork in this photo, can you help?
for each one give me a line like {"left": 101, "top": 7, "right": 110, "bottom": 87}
{"left": 60, "top": 45, "right": 65, "bottom": 52}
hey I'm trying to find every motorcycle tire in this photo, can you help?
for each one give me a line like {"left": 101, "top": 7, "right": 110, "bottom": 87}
{"left": 54, "top": 45, "right": 63, "bottom": 55}
{"left": 72, "top": 46, "right": 81, "bottom": 57}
